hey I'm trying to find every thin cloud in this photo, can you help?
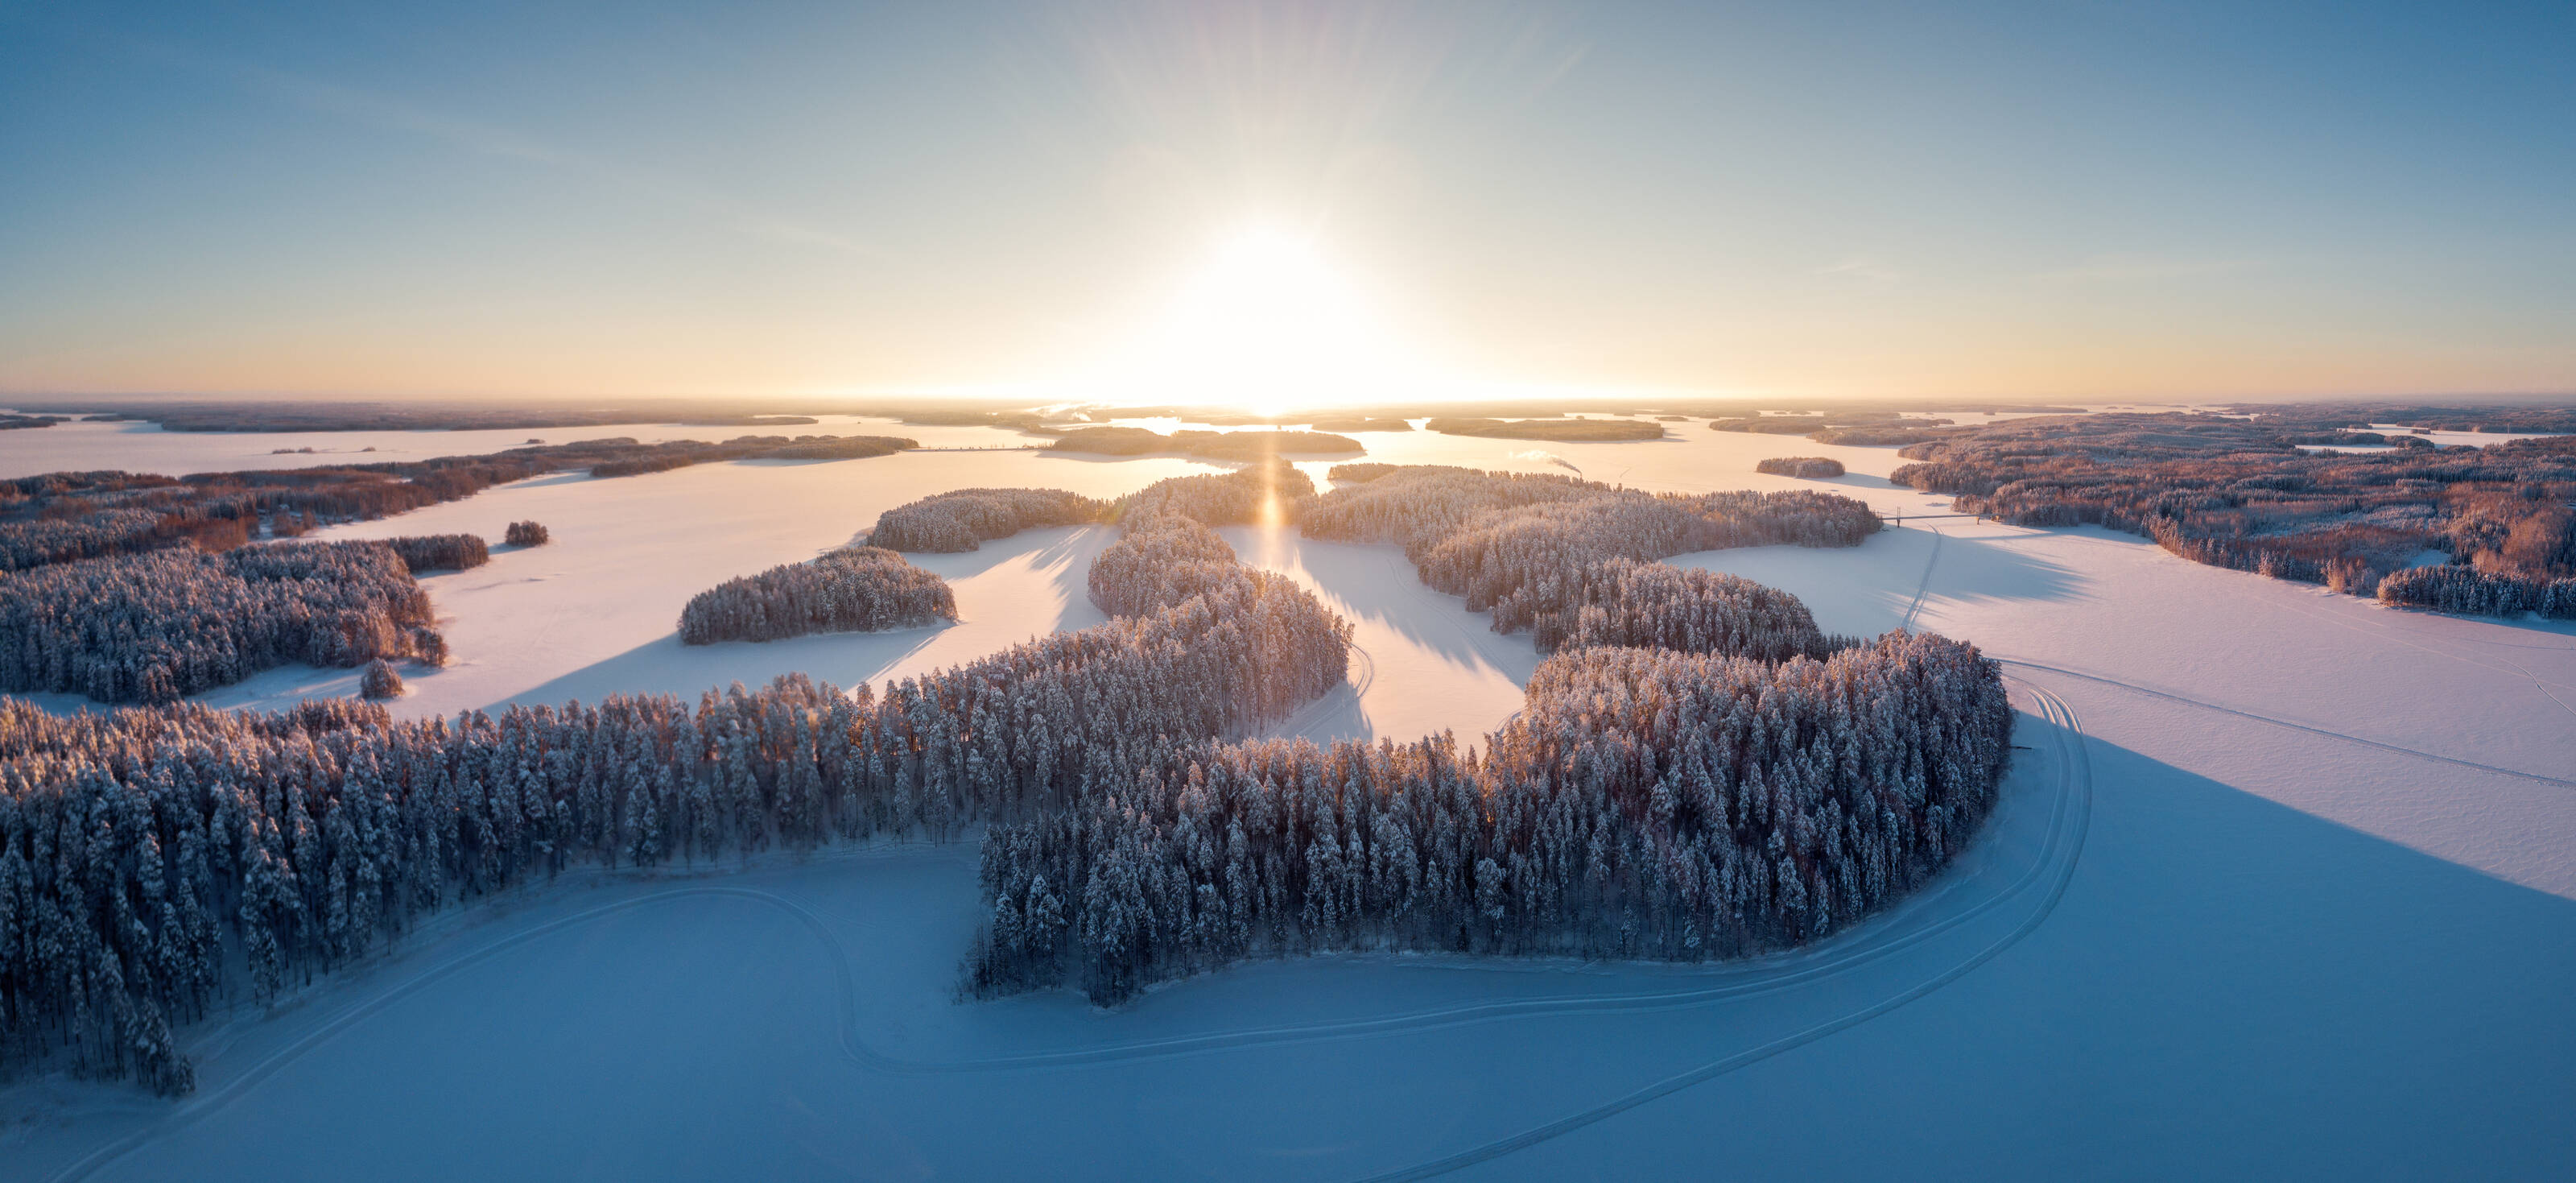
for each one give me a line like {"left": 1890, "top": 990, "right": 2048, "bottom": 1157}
{"left": 2026, "top": 254, "right": 2268, "bottom": 283}
{"left": 1818, "top": 258, "right": 1903, "bottom": 286}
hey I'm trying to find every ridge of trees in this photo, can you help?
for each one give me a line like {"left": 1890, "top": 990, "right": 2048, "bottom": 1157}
{"left": 678, "top": 547, "right": 958, "bottom": 644}
{"left": 869, "top": 488, "right": 1113, "bottom": 552}
{"left": 1046, "top": 426, "right": 1364, "bottom": 458}
{"left": 1424, "top": 417, "right": 1666, "bottom": 441}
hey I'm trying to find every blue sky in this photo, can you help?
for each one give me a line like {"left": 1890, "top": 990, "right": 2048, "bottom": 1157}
{"left": 1, "top": 0, "right": 2569, "bottom": 401}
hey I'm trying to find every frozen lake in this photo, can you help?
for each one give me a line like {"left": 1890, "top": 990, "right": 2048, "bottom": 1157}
{"left": 3, "top": 414, "right": 2573, "bottom": 1179}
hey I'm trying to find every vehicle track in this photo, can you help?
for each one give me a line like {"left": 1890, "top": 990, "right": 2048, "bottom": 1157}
{"left": 1994, "top": 657, "right": 2576, "bottom": 789}
{"left": 1348, "top": 677, "right": 2093, "bottom": 1181}
{"left": 53, "top": 680, "right": 2091, "bottom": 1182}
{"left": 1268, "top": 635, "right": 1377, "bottom": 742}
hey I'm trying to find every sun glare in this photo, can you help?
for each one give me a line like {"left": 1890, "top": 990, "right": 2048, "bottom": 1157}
{"left": 1119, "top": 225, "right": 1422, "bottom": 417}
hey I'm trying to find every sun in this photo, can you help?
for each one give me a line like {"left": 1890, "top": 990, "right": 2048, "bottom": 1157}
{"left": 1120, "top": 225, "right": 1419, "bottom": 417}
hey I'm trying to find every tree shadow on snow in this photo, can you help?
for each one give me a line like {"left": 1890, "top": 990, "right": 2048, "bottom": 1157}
{"left": 1907, "top": 730, "right": 2576, "bottom": 1178}
{"left": 1253, "top": 533, "right": 1542, "bottom": 680}
{"left": 498, "top": 626, "right": 952, "bottom": 709}
{"left": 1922, "top": 532, "right": 2087, "bottom": 610}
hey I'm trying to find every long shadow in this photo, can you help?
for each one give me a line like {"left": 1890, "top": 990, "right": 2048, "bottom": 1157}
{"left": 1923, "top": 531, "right": 2087, "bottom": 608}
{"left": 887, "top": 525, "right": 1110, "bottom": 584}
{"left": 496, "top": 528, "right": 1116, "bottom": 711}
{"left": 1231, "top": 530, "right": 1540, "bottom": 678}
{"left": 1433, "top": 726, "right": 2576, "bottom": 1181}
{"left": 500, "top": 628, "right": 950, "bottom": 709}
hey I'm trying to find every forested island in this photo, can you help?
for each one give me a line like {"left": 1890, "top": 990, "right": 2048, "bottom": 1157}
{"left": 0, "top": 435, "right": 914, "bottom": 704}
{"left": 1890, "top": 412, "right": 2576, "bottom": 616}
{"left": 0, "top": 458, "right": 2015, "bottom": 1095}
{"left": 679, "top": 547, "right": 957, "bottom": 643}
{"left": 1757, "top": 457, "right": 1846, "bottom": 478}
{"left": 967, "top": 462, "right": 2005, "bottom": 1003}
{"left": 1424, "top": 416, "right": 1666, "bottom": 441}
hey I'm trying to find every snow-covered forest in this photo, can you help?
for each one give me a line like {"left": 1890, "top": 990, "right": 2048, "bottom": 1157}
{"left": 1755, "top": 456, "right": 1845, "bottom": 478}
{"left": 1298, "top": 465, "right": 1880, "bottom": 635}
{"left": 384, "top": 533, "right": 489, "bottom": 573}
{"left": 2377, "top": 562, "right": 2576, "bottom": 619}
{"left": 0, "top": 466, "right": 1352, "bottom": 1092}
{"left": 677, "top": 546, "right": 958, "bottom": 643}
{"left": 968, "top": 631, "right": 2009, "bottom": 1004}
{"left": 0, "top": 542, "right": 440, "bottom": 704}
{"left": 868, "top": 487, "right": 1111, "bottom": 552}
{"left": 962, "top": 462, "right": 2002, "bottom": 1003}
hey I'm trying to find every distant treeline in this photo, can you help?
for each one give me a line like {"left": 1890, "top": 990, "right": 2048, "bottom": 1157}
{"left": 1713, "top": 412, "right": 1955, "bottom": 447}
{"left": 0, "top": 415, "right": 60, "bottom": 431}
{"left": 10, "top": 399, "right": 841, "bottom": 433}
{"left": 678, "top": 547, "right": 957, "bottom": 643}
{"left": 1889, "top": 412, "right": 2576, "bottom": 607}
{"left": 0, "top": 435, "right": 910, "bottom": 575}
{"left": 2226, "top": 401, "right": 2576, "bottom": 436}
{"left": 1425, "top": 417, "right": 1665, "bottom": 442}
{"left": 587, "top": 433, "right": 912, "bottom": 477}
{"left": 1045, "top": 426, "right": 1364, "bottom": 459}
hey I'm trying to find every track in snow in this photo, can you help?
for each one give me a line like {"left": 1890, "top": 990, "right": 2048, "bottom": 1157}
{"left": 52, "top": 681, "right": 2091, "bottom": 1182}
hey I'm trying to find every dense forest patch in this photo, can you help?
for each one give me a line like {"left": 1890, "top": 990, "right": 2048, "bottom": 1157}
{"left": 0, "top": 541, "right": 439, "bottom": 703}
{"left": 1757, "top": 457, "right": 1846, "bottom": 478}
{"left": 0, "top": 466, "right": 1352, "bottom": 1091}
{"left": 869, "top": 489, "right": 1113, "bottom": 552}
{"left": 966, "top": 464, "right": 1998, "bottom": 1004}
{"left": 678, "top": 547, "right": 958, "bottom": 643}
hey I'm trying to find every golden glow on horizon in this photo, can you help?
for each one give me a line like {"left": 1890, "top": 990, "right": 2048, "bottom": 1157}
{"left": 1108, "top": 225, "right": 1432, "bottom": 417}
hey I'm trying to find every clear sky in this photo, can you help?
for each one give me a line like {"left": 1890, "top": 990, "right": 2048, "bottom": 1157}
{"left": 1, "top": 0, "right": 2570, "bottom": 404}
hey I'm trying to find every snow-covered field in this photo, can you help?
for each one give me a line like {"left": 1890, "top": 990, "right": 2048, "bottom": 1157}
{"left": 5, "top": 416, "right": 2574, "bottom": 1179}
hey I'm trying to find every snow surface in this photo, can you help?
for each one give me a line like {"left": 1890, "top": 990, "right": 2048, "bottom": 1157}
{"left": 5, "top": 416, "right": 2575, "bottom": 1180}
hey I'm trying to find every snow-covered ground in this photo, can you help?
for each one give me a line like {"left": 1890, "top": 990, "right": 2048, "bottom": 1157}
{"left": 5, "top": 415, "right": 2574, "bottom": 1179}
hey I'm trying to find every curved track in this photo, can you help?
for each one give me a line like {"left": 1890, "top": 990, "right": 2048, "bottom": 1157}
{"left": 1995, "top": 656, "right": 2576, "bottom": 789}
{"left": 1348, "top": 676, "right": 2092, "bottom": 1181}
{"left": 53, "top": 678, "right": 2090, "bottom": 1183}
